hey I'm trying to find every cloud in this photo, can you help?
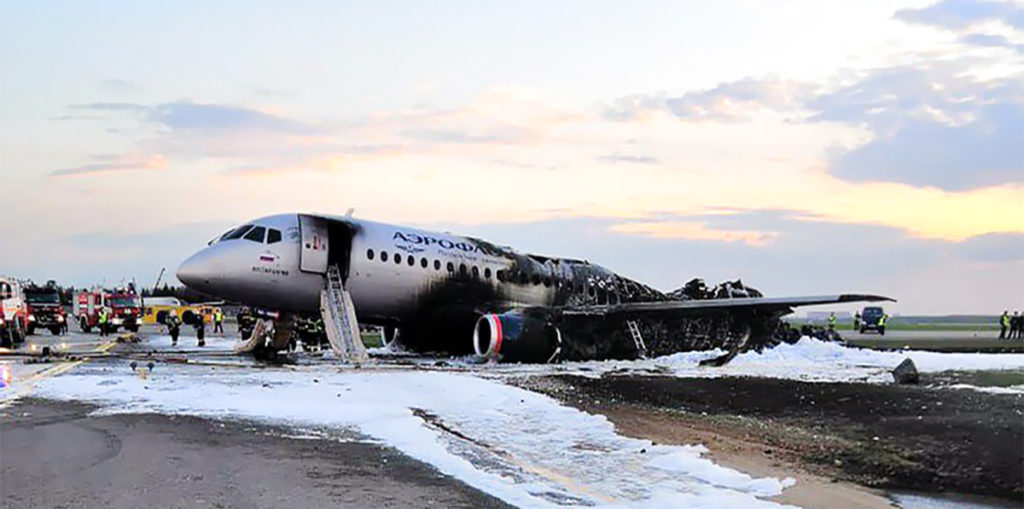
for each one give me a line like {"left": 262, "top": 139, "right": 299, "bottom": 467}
{"left": 401, "top": 126, "right": 531, "bottom": 144}
{"left": 605, "top": 56, "right": 1022, "bottom": 191}
{"left": 961, "top": 33, "right": 1024, "bottom": 51}
{"left": 609, "top": 221, "right": 779, "bottom": 246}
{"left": 895, "top": 0, "right": 1024, "bottom": 30}
{"left": 954, "top": 232, "right": 1024, "bottom": 262}
{"left": 100, "top": 79, "right": 141, "bottom": 94}
{"left": 828, "top": 102, "right": 1024, "bottom": 190}
{"left": 810, "top": 63, "right": 1023, "bottom": 190}
{"left": 597, "top": 153, "right": 660, "bottom": 165}
{"left": 50, "top": 155, "right": 167, "bottom": 178}
{"left": 73, "top": 101, "right": 313, "bottom": 134}
{"left": 604, "top": 78, "right": 810, "bottom": 122}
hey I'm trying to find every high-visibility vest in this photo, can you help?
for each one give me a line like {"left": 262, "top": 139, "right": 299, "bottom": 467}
{"left": 1002, "top": 315, "right": 1010, "bottom": 327}
{"left": 98, "top": 311, "right": 108, "bottom": 323}
{"left": 215, "top": 311, "right": 223, "bottom": 322}
{"left": 879, "top": 315, "right": 888, "bottom": 326}
{"left": 828, "top": 316, "right": 837, "bottom": 325}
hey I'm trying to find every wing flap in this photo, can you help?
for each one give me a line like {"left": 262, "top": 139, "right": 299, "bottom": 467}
{"left": 560, "top": 294, "right": 895, "bottom": 317}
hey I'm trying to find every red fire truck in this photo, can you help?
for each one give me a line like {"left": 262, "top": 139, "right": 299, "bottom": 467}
{"left": 74, "top": 288, "right": 143, "bottom": 333}
{"left": 25, "top": 283, "right": 67, "bottom": 335}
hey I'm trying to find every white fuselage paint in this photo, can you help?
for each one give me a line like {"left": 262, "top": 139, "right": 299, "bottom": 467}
{"left": 177, "top": 214, "right": 560, "bottom": 324}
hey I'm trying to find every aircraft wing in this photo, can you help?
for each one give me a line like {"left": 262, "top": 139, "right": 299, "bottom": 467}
{"left": 558, "top": 294, "right": 895, "bottom": 317}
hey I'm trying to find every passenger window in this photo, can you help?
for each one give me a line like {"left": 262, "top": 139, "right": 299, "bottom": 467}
{"left": 472, "top": 266, "right": 479, "bottom": 278}
{"left": 367, "top": 249, "right": 375, "bottom": 260}
{"left": 395, "top": 254, "right": 402, "bottom": 265}
{"left": 420, "top": 257, "right": 428, "bottom": 268}
{"left": 223, "top": 224, "right": 253, "bottom": 240}
{"left": 447, "top": 262, "right": 454, "bottom": 273}
{"left": 485, "top": 268, "right": 492, "bottom": 279}
{"left": 381, "top": 251, "right": 389, "bottom": 262}
{"left": 407, "top": 255, "right": 414, "bottom": 266}
{"left": 243, "top": 226, "right": 266, "bottom": 243}
{"left": 434, "top": 260, "right": 441, "bottom": 270}
{"left": 459, "top": 264, "right": 467, "bottom": 276}
{"left": 267, "top": 229, "right": 282, "bottom": 244}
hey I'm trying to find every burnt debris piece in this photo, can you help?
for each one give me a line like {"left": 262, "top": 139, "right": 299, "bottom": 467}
{"left": 892, "top": 358, "right": 920, "bottom": 384}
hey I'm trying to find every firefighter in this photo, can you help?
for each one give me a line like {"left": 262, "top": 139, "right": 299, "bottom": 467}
{"left": 237, "top": 307, "right": 255, "bottom": 340}
{"left": 213, "top": 308, "right": 224, "bottom": 334}
{"left": 166, "top": 310, "right": 181, "bottom": 345}
{"left": 194, "top": 315, "right": 206, "bottom": 347}
{"left": 878, "top": 313, "right": 888, "bottom": 335}
{"left": 827, "top": 312, "right": 837, "bottom": 331}
{"left": 999, "top": 311, "right": 1010, "bottom": 340}
{"left": 98, "top": 308, "right": 109, "bottom": 337}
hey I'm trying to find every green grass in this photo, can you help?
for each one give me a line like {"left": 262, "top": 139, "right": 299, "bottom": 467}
{"left": 361, "top": 331, "right": 383, "bottom": 348}
{"left": 788, "top": 321, "right": 1000, "bottom": 332}
{"left": 846, "top": 337, "right": 1024, "bottom": 353}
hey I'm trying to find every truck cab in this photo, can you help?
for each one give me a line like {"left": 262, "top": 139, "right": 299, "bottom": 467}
{"left": 106, "top": 293, "right": 142, "bottom": 332}
{"left": 859, "top": 306, "right": 887, "bottom": 335}
{"left": 1, "top": 277, "right": 28, "bottom": 347}
{"left": 25, "top": 284, "right": 66, "bottom": 335}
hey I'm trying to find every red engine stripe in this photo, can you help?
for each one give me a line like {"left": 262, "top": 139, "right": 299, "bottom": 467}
{"left": 493, "top": 315, "right": 503, "bottom": 356}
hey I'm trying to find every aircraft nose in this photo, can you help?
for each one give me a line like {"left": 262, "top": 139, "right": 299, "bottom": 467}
{"left": 176, "top": 249, "right": 218, "bottom": 291}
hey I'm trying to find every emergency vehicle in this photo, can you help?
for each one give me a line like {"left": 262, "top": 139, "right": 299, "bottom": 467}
{"left": 74, "top": 288, "right": 143, "bottom": 333}
{"left": 0, "top": 276, "right": 29, "bottom": 347}
{"left": 24, "top": 283, "right": 67, "bottom": 335}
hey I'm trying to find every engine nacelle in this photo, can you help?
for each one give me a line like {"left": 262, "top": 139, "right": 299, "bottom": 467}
{"left": 473, "top": 311, "right": 562, "bottom": 363}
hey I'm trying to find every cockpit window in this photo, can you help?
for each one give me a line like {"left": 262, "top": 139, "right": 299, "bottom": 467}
{"left": 266, "top": 228, "right": 282, "bottom": 244}
{"left": 221, "top": 224, "right": 253, "bottom": 241}
{"left": 243, "top": 226, "right": 266, "bottom": 243}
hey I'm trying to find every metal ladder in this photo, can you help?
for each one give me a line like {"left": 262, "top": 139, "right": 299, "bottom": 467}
{"left": 626, "top": 319, "right": 647, "bottom": 358}
{"left": 321, "top": 265, "right": 368, "bottom": 363}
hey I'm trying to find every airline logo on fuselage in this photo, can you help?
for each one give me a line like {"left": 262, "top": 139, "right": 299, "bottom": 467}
{"left": 392, "top": 231, "right": 500, "bottom": 256}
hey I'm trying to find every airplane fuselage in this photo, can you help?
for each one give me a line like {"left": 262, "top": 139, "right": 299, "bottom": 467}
{"left": 177, "top": 213, "right": 667, "bottom": 353}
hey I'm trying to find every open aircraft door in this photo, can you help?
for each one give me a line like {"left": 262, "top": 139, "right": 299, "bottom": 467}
{"left": 298, "top": 214, "right": 329, "bottom": 274}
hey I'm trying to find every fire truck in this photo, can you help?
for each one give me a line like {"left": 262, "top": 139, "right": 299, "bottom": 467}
{"left": 1, "top": 276, "right": 28, "bottom": 347}
{"left": 24, "top": 282, "right": 67, "bottom": 335}
{"left": 74, "top": 288, "right": 143, "bottom": 333}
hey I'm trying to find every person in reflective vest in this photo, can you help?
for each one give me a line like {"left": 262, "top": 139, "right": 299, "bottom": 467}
{"left": 98, "top": 308, "right": 109, "bottom": 337}
{"left": 878, "top": 313, "right": 888, "bottom": 335}
{"left": 213, "top": 309, "right": 224, "bottom": 334}
{"left": 999, "top": 311, "right": 1010, "bottom": 340}
{"left": 827, "top": 313, "right": 837, "bottom": 331}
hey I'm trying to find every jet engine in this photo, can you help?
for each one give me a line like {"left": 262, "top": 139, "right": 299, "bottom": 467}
{"left": 473, "top": 310, "right": 562, "bottom": 363}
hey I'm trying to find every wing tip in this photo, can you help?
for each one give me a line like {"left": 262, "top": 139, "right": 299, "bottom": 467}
{"left": 840, "top": 294, "right": 897, "bottom": 303}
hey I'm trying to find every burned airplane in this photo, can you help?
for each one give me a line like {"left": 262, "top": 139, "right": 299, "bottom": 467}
{"left": 177, "top": 214, "right": 892, "bottom": 364}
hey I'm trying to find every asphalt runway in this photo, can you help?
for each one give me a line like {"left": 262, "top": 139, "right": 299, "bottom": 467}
{"left": 1, "top": 398, "right": 510, "bottom": 509}
{"left": 4, "top": 323, "right": 1023, "bottom": 508}
{"left": 845, "top": 329, "right": 1024, "bottom": 353}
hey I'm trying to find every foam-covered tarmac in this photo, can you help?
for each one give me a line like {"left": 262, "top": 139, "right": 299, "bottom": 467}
{"left": 2, "top": 325, "right": 1023, "bottom": 508}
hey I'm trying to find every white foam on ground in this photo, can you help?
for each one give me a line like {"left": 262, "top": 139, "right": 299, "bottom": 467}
{"left": 35, "top": 365, "right": 798, "bottom": 508}
{"left": 500, "top": 338, "right": 1024, "bottom": 384}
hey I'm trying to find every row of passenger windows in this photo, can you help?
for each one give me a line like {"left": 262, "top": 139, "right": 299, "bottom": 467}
{"left": 364, "top": 248, "right": 613, "bottom": 299}
{"left": 218, "top": 224, "right": 283, "bottom": 245}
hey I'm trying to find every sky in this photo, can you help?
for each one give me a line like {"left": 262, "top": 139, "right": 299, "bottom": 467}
{"left": 1, "top": 0, "right": 1022, "bottom": 314}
